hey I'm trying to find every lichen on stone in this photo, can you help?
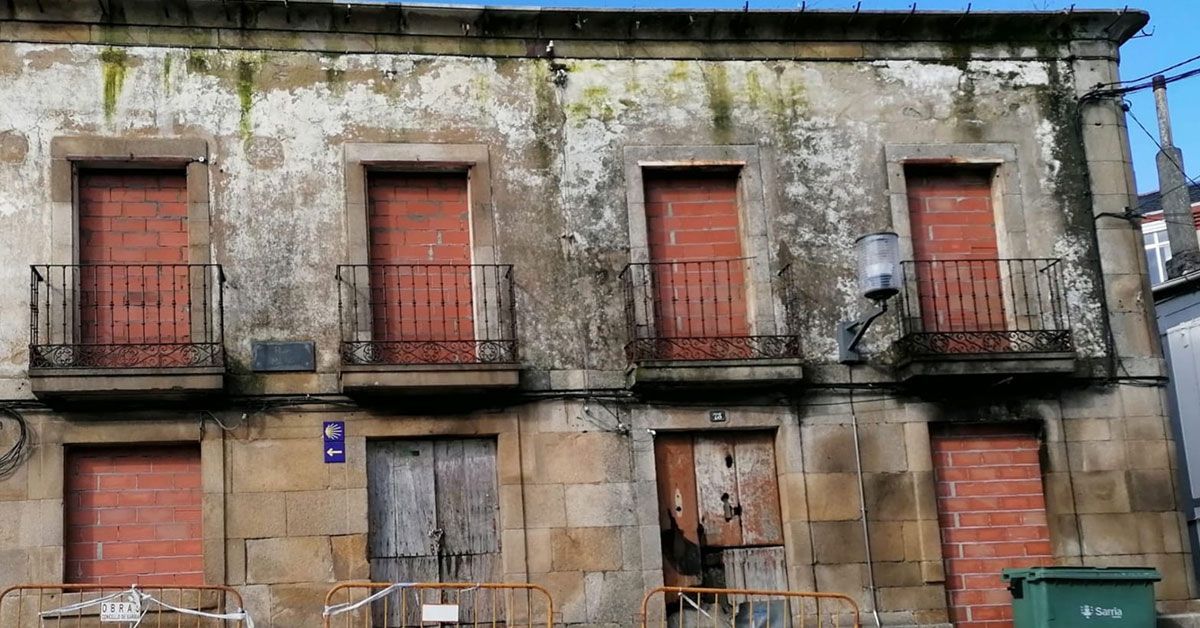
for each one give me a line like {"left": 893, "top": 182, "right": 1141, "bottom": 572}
{"left": 236, "top": 57, "right": 258, "bottom": 140}
{"left": 100, "top": 47, "right": 129, "bottom": 121}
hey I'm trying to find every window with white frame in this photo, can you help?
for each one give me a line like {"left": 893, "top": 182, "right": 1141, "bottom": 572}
{"left": 1143, "top": 220, "right": 1171, "bottom": 286}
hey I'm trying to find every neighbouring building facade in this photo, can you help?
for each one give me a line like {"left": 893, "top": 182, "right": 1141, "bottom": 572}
{"left": 0, "top": 2, "right": 1192, "bottom": 626}
{"left": 1142, "top": 183, "right": 1200, "bottom": 584}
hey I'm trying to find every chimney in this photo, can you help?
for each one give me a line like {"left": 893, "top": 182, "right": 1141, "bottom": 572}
{"left": 1153, "top": 75, "right": 1200, "bottom": 279}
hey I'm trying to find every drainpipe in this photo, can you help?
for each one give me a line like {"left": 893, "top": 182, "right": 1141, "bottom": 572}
{"left": 849, "top": 369, "right": 882, "bottom": 628}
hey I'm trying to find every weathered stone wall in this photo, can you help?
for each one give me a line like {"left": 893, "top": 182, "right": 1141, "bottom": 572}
{"left": 0, "top": 38, "right": 1122, "bottom": 396}
{"left": 3, "top": 393, "right": 1190, "bottom": 626}
{"left": 0, "top": 5, "right": 1192, "bottom": 627}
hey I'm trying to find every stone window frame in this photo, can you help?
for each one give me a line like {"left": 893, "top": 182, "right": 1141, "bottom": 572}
{"left": 342, "top": 144, "right": 498, "bottom": 347}
{"left": 622, "top": 145, "right": 780, "bottom": 338}
{"left": 50, "top": 137, "right": 212, "bottom": 265}
{"left": 884, "top": 144, "right": 1032, "bottom": 332}
{"left": 29, "top": 422, "right": 226, "bottom": 584}
{"left": 48, "top": 137, "right": 213, "bottom": 343}
{"left": 883, "top": 143, "right": 1029, "bottom": 263}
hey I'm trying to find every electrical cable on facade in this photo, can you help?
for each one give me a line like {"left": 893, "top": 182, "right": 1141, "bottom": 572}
{"left": 1081, "top": 64, "right": 1200, "bottom": 102}
{"left": 1125, "top": 104, "right": 1200, "bottom": 190}
{"left": 0, "top": 406, "right": 31, "bottom": 478}
{"left": 1095, "top": 52, "right": 1200, "bottom": 89}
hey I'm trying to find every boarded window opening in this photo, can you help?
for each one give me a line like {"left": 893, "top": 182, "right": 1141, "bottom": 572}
{"left": 932, "top": 426, "right": 1053, "bottom": 627}
{"left": 64, "top": 445, "right": 203, "bottom": 586}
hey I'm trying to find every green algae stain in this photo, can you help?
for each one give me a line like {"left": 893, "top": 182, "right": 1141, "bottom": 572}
{"left": 236, "top": 58, "right": 258, "bottom": 140}
{"left": 744, "top": 67, "right": 809, "bottom": 142}
{"left": 186, "top": 49, "right": 209, "bottom": 73}
{"left": 667, "top": 61, "right": 690, "bottom": 83}
{"left": 162, "top": 54, "right": 172, "bottom": 92}
{"left": 702, "top": 65, "right": 733, "bottom": 143}
{"left": 471, "top": 74, "right": 492, "bottom": 110}
{"left": 565, "top": 85, "right": 617, "bottom": 124}
{"left": 531, "top": 61, "right": 561, "bottom": 170}
{"left": 100, "top": 48, "right": 129, "bottom": 122}
{"left": 746, "top": 70, "right": 765, "bottom": 107}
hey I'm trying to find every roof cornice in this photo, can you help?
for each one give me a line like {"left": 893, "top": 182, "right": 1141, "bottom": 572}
{"left": 0, "top": 1, "right": 1149, "bottom": 50}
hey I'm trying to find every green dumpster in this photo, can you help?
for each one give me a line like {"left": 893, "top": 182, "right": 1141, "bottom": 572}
{"left": 1001, "top": 567, "right": 1160, "bottom": 627}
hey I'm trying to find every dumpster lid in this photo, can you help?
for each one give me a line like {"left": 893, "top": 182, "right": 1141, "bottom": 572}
{"left": 1001, "top": 566, "right": 1161, "bottom": 583}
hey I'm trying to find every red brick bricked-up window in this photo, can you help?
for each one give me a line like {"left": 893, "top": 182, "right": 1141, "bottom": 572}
{"left": 643, "top": 171, "right": 748, "bottom": 358}
{"left": 77, "top": 171, "right": 190, "bottom": 362}
{"left": 367, "top": 172, "right": 474, "bottom": 362}
{"left": 906, "top": 167, "right": 1005, "bottom": 336}
{"left": 65, "top": 446, "right": 203, "bottom": 585}
{"left": 932, "top": 427, "right": 1053, "bottom": 628}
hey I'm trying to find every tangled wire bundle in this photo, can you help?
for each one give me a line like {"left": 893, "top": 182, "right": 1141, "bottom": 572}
{"left": 0, "top": 406, "right": 30, "bottom": 478}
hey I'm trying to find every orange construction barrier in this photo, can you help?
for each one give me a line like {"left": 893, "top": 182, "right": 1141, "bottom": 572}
{"left": 0, "top": 583, "right": 252, "bottom": 627}
{"left": 640, "top": 586, "right": 861, "bottom": 628}
{"left": 323, "top": 581, "right": 554, "bottom": 628}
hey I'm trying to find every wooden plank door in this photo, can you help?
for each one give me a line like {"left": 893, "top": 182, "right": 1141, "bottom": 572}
{"left": 368, "top": 440, "right": 439, "bottom": 582}
{"left": 731, "top": 433, "right": 784, "bottom": 546}
{"left": 433, "top": 439, "right": 500, "bottom": 590}
{"left": 368, "top": 438, "right": 499, "bottom": 626}
{"left": 694, "top": 433, "right": 783, "bottom": 548}
{"left": 654, "top": 432, "right": 785, "bottom": 596}
{"left": 654, "top": 433, "right": 702, "bottom": 588}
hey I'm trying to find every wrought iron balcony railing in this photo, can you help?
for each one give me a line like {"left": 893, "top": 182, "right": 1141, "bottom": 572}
{"left": 336, "top": 264, "right": 516, "bottom": 365}
{"left": 30, "top": 264, "right": 225, "bottom": 369}
{"left": 895, "top": 258, "right": 1072, "bottom": 358}
{"left": 621, "top": 258, "right": 800, "bottom": 362}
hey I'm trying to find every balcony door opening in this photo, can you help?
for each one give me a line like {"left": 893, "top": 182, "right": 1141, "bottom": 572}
{"left": 365, "top": 172, "right": 480, "bottom": 364}
{"left": 638, "top": 169, "right": 752, "bottom": 360}
{"left": 899, "top": 165, "right": 1071, "bottom": 358}
{"left": 906, "top": 166, "right": 1006, "bottom": 337}
{"left": 76, "top": 170, "right": 195, "bottom": 367}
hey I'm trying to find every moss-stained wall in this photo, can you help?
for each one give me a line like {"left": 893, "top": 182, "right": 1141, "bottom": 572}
{"left": 0, "top": 9, "right": 1189, "bottom": 627}
{"left": 0, "top": 41, "right": 1114, "bottom": 395}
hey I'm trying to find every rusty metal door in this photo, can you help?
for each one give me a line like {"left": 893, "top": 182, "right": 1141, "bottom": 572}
{"left": 366, "top": 438, "right": 499, "bottom": 625}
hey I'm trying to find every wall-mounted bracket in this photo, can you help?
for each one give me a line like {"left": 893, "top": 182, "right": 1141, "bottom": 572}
{"left": 838, "top": 300, "right": 889, "bottom": 365}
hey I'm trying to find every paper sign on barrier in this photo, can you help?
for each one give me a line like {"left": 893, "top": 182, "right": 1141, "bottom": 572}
{"left": 421, "top": 604, "right": 460, "bottom": 623}
{"left": 100, "top": 599, "right": 141, "bottom": 622}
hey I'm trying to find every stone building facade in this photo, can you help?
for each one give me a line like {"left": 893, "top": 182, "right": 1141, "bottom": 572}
{"left": 0, "top": 1, "right": 1191, "bottom": 626}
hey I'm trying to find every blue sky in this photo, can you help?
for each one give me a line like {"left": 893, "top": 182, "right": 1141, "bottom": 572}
{"left": 389, "top": 0, "right": 1196, "bottom": 194}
